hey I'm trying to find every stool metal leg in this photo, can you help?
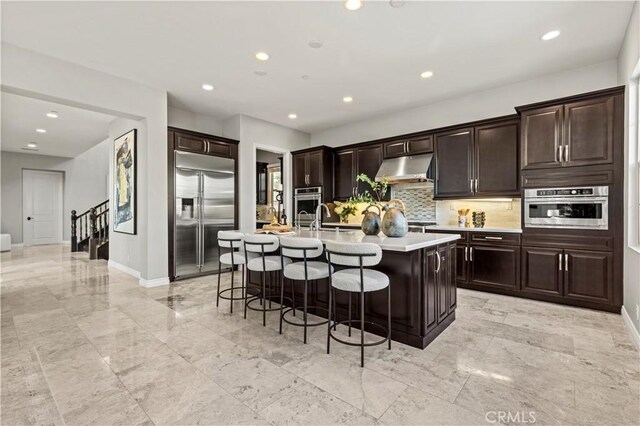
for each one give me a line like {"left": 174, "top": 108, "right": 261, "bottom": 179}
{"left": 279, "top": 273, "right": 285, "bottom": 334}
{"left": 216, "top": 261, "right": 222, "bottom": 307}
{"left": 303, "top": 278, "right": 308, "bottom": 344}
{"left": 388, "top": 284, "right": 392, "bottom": 350}
{"left": 262, "top": 270, "right": 266, "bottom": 326}
{"left": 243, "top": 265, "right": 248, "bottom": 319}
{"left": 291, "top": 281, "right": 296, "bottom": 317}
{"left": 333, "top": 288, "right": 337, "bottom": 331}
{"left": 230, "top": 265, "right": 235, "bottom": 314}
{"left": 361, "top": 287, "right": 365, "bottom": 368}
{"left": 327, "top": 282, "right": 332, "bottom": 354}
{"left": 348, "top": 293, "right": 352, "bottom": 337}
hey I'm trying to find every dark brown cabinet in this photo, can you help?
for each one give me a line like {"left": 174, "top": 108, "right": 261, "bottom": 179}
{"left": 467, "top": 244, "right": 520, "bottom": 290}
{"left": 519, "top": 95, "right": 614, "bottom": 171}
{"left": 423, "top": 248, "right": 438, "bottom": 333}
{"left": 434, "top": 128, "right": 474, "bottom": 198}
{"left": 564, "top": 249, "right": 613, "bottom": 304}
{"left": 521, "top": 247, "right": 563, "bottom": 296}
{"left": 334, "top": 150, "right": 355, "bottom": 200}
{"left": 383, "top": 136, "right": 433, "bottom": 158}
{"left": 434, "top": 118, "right": 519, "bottom": 199}
{"left": 291, "top": 147, "right": 333, "bottom": 196}
{"left": 423, "top": 242, "right": 456, "bottom": 332}
{"left": 355, "top": 144, "right": 384, "bottom": 194}
{"left": 174, "top": 132, "right": 234, "bottom": 158}
{"left": 474, "top": 120, "right": 520, "bottom": 196}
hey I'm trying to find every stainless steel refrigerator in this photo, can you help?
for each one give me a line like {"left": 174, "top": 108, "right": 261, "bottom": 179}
{"left": 174, "top": 151, "right": 235, "bottom": 279}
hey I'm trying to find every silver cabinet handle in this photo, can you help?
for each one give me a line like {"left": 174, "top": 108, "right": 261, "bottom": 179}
{"left": 484, "top": 236, "right": 503, "bottom": 240}
{"left": 470, "top": 247, "right": 474, "bottom": 262}
{"left": 470, "top": 179, "right": 474, "bottom": 192}
{"left": 564, "top": 253, "right": 569, "bottom": 271}
{"left": 564, "top": 145, "right": 569, "bottom": 163}
{"left": 474, "top": 179, "right": 478, "bottom": 193}
{"left": 557, "top": 145, "right": 562, "bottom": 163}
{"left": 558, "top": 253, "right": 563, "bottom": 271}
{"left": 435, "top": 251, "right": 441, "bottom": 273}
{"left": 464, "top": 246, "right": 468, "bottom": 262}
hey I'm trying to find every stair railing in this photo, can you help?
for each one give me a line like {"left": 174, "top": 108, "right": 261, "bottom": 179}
{"left": 71, "top": 200, "right": 109, "bottom": 252}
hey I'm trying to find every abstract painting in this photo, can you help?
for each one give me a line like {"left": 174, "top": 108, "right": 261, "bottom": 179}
{"left": 114, "top": 129, "right": 136, "bottom": 234}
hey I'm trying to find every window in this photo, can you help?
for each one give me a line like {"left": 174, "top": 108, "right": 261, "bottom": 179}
{"left": 267, "top": 164, "right": 282, "bottom": 208}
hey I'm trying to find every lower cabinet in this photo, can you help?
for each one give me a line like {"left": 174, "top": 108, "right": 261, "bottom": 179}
{"left": 424, "top": 242, "right": 456, "bottom": 333}
{"left": 458, "top": 243, "right": 520, "bottom": 291}
{"left": 521, "top": 246, "right": 613, "bottom": 305}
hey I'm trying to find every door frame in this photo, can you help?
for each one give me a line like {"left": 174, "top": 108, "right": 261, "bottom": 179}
{"left": 253, "top": 144, "right": 292, "bottom": 229}
{"left": 22, "top": 169, "right": 64, "bottom": 246}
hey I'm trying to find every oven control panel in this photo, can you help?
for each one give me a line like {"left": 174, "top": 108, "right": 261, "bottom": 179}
{"left": 536, "top": 188, "right": 593, "bottom": 196}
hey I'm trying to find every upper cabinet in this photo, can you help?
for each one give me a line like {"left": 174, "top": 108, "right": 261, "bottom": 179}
{"left": 355, "top": 144, "right": 384, "bottom": 195}
{"left": 434, "top": 117, "right": 519, "bottom": 199}
{"left": 333, "top": 144, "right": 387, "bottom": 201}
{"left": 519, "top": 92, "right": 616, "bottom": 171}
{"left": 383, "top": 136, "right": 433, "bottom": 159}
{"left": 291, "top": 146, "right": 334, "bottom": 198}
{"left": 172, "top": 130, "right": 236, "bottom": 158}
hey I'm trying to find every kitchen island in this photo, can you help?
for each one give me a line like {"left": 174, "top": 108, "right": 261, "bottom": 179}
{"left": 246, "top": 229, "right": 461, "bottom": 349}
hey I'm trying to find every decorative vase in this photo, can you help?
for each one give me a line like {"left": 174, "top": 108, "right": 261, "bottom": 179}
{"left": 361, "top": 204, "right": 381, "bottom": 235}
{"left": 381, "top": 199, "right": 408, "bottom": 237}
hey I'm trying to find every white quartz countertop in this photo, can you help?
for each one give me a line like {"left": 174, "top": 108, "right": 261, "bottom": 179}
{"left": 290, "top": 229, "right": 461, "bottom": 252}
{"left": 424, "top": 225, "right": 522, "bottom": 234}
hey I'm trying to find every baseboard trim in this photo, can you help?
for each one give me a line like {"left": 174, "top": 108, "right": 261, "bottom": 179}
{"left": 621, "top": 306, "right": 640, "bottom": 351}
{"left": 107, "top": 260, "right": 140, "bottom": 279}
{"left": 139, "top": 277, "right": 170, "bottom": 288}
{"left": 11, "top": 243, "right": 23, "bottom": 248}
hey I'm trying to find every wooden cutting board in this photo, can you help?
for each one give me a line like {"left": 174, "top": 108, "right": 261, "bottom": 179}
{"left": 261, "top": 224, "right": 293, "bottom": 232}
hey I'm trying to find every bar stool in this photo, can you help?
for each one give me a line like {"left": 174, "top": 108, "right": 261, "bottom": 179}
{"left": 216, "top": 231, "right": 255, "bottom": 318}
{"left": 326, "top": 240, "right": 391, "bottom": 367}
{"left": 244, "top": 234, "right": 291, "bottom": 326}
{"left": 279, "top": 237, "right": 332, "bottom": 343}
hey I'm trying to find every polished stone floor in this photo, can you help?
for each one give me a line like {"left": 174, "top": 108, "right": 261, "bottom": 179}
{"left": 1, "top": 245, "right": 639, "bottom": 425}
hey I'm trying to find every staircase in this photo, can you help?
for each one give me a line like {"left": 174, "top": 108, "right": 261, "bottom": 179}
{"left": 71, "top": 200, "right": 109, "bottom": 260}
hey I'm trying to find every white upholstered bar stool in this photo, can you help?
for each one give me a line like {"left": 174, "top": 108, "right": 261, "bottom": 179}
{"left": 279, "top": 237, "right": 332, "bottom": 343}
{"left": 244, "top": 234, "right": 292, "bottom": 326}
{"left": 216, "top": 231, "right": 255, "bottom": 317}
{"left": 326, "top": 240, "right": 391, "bottom": 367}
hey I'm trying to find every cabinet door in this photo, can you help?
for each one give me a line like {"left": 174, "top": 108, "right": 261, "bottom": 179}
{"left": 521, "top": 106, "right": 563, "bottom": 170}
{"left": 307, "top": 150, "right": 323, "bottom": 187}
{"left": 383, "top": 141, "right": 407, "bottom": 158}
{"left": 468, "top": 245, "right": 520, "bottom": 290}
{"left": 175, "top": 134, "right": 207, "bottom": 153}
{"left": 423, "top": 248, "right": 438, "bottom": 332}
{"left": 355, "top": 145, "right": 383, "bottom": 195}
{"left": 447, "top": 243, "right": 457, "bottom": 312}
{"left": 334, "top": 150, "right": 355, "bottom": 200}
{"left": 436, "top": 245, "right": 450, "bottom": 322}
{"left": 407, "top": 136, "right": 433, "bottom": 155}
{"left": 434, "top": 129, "right": 474, "bottom": 198}
{"left": 564, "top": 250, "right": 613, "bottom": 304}
{"left": 564, "top": 96, "right": 614, "bottom": 167}
{"left": 521, "top": 247, "right": 563, "bottom": 297}
{"left": 455, "top": 244, "right": 468, "bottom": 285}
{"left": 293, "top": 153, "right": 308, "bottom": 188}
{"left": 205, "top": 140, "right": 232, "bottom": 157}
{"left": 475, "top": 121, "right": 519, "bottom": 196}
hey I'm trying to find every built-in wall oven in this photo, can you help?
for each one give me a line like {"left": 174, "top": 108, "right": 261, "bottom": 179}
{"left": 294, "top": 187, "right": 321, "bottom": 227}
{"left": 524, "top": 186, "right": 608, "bottom": 230}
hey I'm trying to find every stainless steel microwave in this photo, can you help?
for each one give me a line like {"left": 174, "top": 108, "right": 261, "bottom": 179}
{"left": 524, "top": 186, "right": 608, "bottom": 230}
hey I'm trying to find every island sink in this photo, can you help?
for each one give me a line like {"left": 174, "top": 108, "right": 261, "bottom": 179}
{"left": 246, "top": 230, "right": 460, "bottom": 349}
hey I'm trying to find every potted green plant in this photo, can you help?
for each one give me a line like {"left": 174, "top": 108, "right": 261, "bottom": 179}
{"left": 333, "top": 201, "right": 358, "bottom": 223}
{"left": 356, "top": 173, "right": 389, "bottom": 202}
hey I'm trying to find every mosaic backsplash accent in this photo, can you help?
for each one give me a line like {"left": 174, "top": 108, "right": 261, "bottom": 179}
{"left": 392, "top": 184, "right": 436, "bottom": 222}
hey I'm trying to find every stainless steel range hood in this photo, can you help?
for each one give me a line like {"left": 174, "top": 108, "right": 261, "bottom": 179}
{"left": 374, "top": 153, "right": 433, "bottom": 184}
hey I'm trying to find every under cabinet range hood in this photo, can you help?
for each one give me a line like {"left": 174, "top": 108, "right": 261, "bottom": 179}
{"left": 375, "top": 153, "right": 433, "bottom": 184}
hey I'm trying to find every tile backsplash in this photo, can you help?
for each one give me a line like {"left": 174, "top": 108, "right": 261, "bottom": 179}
{"left": 391, "top": 183, "right": 436, "bottom": 222}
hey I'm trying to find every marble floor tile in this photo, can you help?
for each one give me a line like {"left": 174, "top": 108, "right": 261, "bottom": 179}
{"left": 2, "top": 245, "right": 638, "bottom": 426}
{"left": 379, "top": 385, "right": 487, "bottom": 425}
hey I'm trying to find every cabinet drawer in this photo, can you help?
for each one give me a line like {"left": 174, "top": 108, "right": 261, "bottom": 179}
{"left": 470, "top": 232, "right": 521, "bottom": 246}
{"left": 176, "top": 135, "right": 206, "bottom": 153}
{"left": 521, "top": 233, "right": 613, "bottom": 252}
{"left": 383, "top": 141, "right": 407, "bottom": 158}
{"left": 427, "top": 230, "right": 469, "bottom": 243}
{"left": 407, "top": 136, "right": 433, "bottom": 154}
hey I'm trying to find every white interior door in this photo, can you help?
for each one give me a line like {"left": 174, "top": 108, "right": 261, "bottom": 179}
{"left": 23, "top": 170, "right": 63, "bottom": 245}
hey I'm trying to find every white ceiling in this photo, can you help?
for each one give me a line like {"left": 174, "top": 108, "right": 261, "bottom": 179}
{"left": 1, "top": 92, "right": 114, "bottom": 157}
{"left": 1, "top": 1, "right": 634, "bottom": 134}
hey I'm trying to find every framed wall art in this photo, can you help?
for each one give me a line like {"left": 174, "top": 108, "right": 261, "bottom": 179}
{"left": 113, "top": 129, "right": 137, "bottom": 234}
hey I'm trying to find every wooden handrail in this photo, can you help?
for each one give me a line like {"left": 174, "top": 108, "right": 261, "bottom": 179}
{"left": 71, "top": 200, "right": 109, "bottom": 252}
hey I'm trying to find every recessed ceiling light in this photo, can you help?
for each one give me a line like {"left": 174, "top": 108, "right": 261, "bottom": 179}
{"left": 254, "top": 70, "right": 267, "bottom": 77}
{"left": 36, "top": 128, "right": 47, "bottom": 133}
{"left": 255, "top": 52, "right": 270, "bottom": 61}
{"left": 301, "top": 75, "right": 310, "bottom": 80}
{"left": 308, "top": 40, "right": 323, "bottom": 49}
{"left": 202, "top": 84, "right": 214, "bottom": 91}
{"left": 343, "top": 96, "right": 354, "bottom": 103}
{"left": 46, "top": 111, "right": 58, "bottom": 118}
{"left": 27, "top": 143, "right": 37, "bottom": 148}
{"left": 541, "top": 30, "right": 560, "bottom": 41}
{"left": 345, "top": 0, "right": 363, "bottom": 11}
{"left": 288, "top": 113, "right": 298, "bottom": 119}
{"left": 389, "top": 0, "right": 405, "bottom": 7}
{"left": 420, "top": 70, "right": 434, "bottom": 79}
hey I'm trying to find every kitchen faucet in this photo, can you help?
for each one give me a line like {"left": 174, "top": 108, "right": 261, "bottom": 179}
{"left": 310, "top": 203, "right": 331, "bottom": 231}
{"left": 296, "top": 210, "right": 310, "bottom": 230}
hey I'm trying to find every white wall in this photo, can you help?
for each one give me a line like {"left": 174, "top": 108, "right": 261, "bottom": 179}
{"left": 1, "top": 139, "right": 110, "bottom": 244}
{"left": 223, "top": 114, "right": 310, "bottom": 231}
{"left": 618, "top": 1, "right": 640, "bottom": 342}
{"left": 311, "top": 60, "right": 619, "bottom": 147}
{"left": 168, "top": 106, "right": 224, "bottom": 135}
{"left": 2, "top": 43, "right": 168, "bottom": 284}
